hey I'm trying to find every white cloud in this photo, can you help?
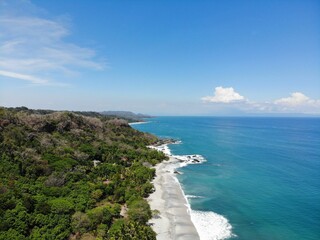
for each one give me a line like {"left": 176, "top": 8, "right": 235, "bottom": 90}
{"left": 0, "top": 0, "right": 105, "bottom": 86}
{"left": 274, "top": 92, "right": 316, "bottom": 106}
{"left": 0, "top": 69, "right": 68, "bottom": 86}
{"left": 272, "top": 92, "right": 320, "bottom": 114}
{"left": 201, "top": 86, "right": 245, "bottom": 103}
{"left": 202, "top": 87, "right": 320, "bottom": 115}
{"left": 0, "top": 70, "right": 48, "bottom": 84}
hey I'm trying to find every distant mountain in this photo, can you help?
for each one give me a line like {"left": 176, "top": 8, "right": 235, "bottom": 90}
{"left": 101, "top": 111, "right": 152, "bottom": 122}
{"left": 5, "top": 107, "right": 151, "bottom": 123}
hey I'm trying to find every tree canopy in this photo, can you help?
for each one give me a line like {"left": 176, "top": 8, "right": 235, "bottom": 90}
{"left": 0, "top": 107, "right": 166, "bottom": 239}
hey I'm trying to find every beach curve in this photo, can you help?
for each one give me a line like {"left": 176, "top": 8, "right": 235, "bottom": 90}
{"left": 148, "top": 155, "right": 200, "bottom": 240}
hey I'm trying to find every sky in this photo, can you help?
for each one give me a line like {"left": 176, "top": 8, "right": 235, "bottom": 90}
{"left": 0, "top": 0, "right": 319, "bottom": 115}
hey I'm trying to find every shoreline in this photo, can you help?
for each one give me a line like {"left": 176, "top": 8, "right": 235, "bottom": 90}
{"left": 147, "top": 143, "right": 234, "bottom": 240}
{"left": 148, "top": 145, "right": 201, "bottom": 240}
{"left": 128, "top": 121, "right": 149, "bottom": 125}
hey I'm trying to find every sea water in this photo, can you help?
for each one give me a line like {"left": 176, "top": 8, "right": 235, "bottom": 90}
{"left": 132, "top": 117, "right": 320, "bottom": 240}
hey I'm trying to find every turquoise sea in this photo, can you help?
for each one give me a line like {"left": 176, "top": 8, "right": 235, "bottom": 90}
{"left": 132, "top": 117, "right": 320, "bottom": 240}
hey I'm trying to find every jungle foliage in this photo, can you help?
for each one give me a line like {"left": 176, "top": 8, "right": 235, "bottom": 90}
{"left": 0, "top": 107, "right": 166, "bottom": 239}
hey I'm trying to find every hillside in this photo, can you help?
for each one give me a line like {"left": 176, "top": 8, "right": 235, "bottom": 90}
{"left": 4, "top": 107, "right": 151, "bottom": 123}
{"left": 0, "top": 107, "right": 166, "bottom": 240}
{"left": 100, "top": 111, "right": 152, "bottom": 123}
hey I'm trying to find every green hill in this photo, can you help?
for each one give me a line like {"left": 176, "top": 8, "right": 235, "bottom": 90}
{"left": 0, "top": 107, "right": 166, "bottom": 240}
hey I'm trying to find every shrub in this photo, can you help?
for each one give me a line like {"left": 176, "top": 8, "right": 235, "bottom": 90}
{"left": 127, "top": 199, "right": 152, "bottom": 224}
{"left": 86, "top": 206, "right": 112, "bottom": 227}
{"left": 107, "top": 220, "right": 156, "bottom": 240}
{"left": 49, "top": 198, "right": 74, "bottom": 214}
{"left": 71, "top": 212, "right": 91, "bottom": 234}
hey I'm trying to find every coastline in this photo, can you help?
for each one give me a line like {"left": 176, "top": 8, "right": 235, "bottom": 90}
{"left": 147, "top": 143, "right": 234, "bottom": 240}
{"left": 128, "top": 121, "right": 149, "bottom": 125}
{"left": 147, "top": 144, "right": 203, "bottom": 240}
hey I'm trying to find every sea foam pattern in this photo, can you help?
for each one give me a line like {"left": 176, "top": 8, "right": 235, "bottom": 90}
{"left": 149, "top": 144, "right": 172, "bottom": 155}
{"left": 190, "top": 210, "right": 234, "bottom": 240}
{"left": 150, "top": 142, "right": 234, "bottom": 240}
{"left": 186, "top": 195, "right": 205, "bottom": 199}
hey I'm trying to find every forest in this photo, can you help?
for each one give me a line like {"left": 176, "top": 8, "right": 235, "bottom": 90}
{"left": 0, "top": 107, "right": 167, "bottom": 240}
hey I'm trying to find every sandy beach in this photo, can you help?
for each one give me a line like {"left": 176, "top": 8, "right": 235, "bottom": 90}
{"left": 148, "top": 156, "right": 200, "bottom": 240}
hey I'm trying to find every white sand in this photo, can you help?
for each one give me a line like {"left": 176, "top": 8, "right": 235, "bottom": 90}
{"left": 148, "top": 156, "right": 200, "bottom": 240}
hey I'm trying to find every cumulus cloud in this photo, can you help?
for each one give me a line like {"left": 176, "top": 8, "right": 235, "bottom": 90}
{"left": 0, "top": 0, "right": 105, "bottom": 86}
{"left": 202, "top": 87, "right": 320, "bottom": 115}
{"left": 202, "top": 86, "right": 245, "bottom": 103}
{"left": 274, "top": 92, "right": 317, "bottom": 106}
{"left": 271, "top": 92, "right": 320, "bottom": 114}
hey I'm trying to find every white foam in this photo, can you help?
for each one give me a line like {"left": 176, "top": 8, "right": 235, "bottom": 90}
{"left": 150, "top": 144, "right": 206, "bottom": 171}
{"left": 151, "top": 142, "right": 235, "bottom": 240}
{"left": 171, "top": 140, "right": 182, "bottom": 145}
{"left": 129, "top": 121, "right": 150, "bottom": 125}
{"left": 173, "top": 154, "right": 207, "bottom": 167}
{"left": 148, "top": 144, "right": 172, "bottom": 155}
{"left": 175, "top": 175, "right": 234, "bottom": 240}
{"left": 186, "top": 195, "right": 205, "bottom": 199}
{"left": 190, "top": 210, "right": 235, "bottom": 240}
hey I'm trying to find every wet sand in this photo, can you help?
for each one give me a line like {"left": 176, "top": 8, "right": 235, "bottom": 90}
{"left": 148, "top": 156, "right": 200, "bottom": 240}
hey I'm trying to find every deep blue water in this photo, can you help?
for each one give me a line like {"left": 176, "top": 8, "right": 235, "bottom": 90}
{"left": 132, "top": 117, "right": 320, "bottom": 240}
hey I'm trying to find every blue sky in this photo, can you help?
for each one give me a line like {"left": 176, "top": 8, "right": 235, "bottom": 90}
{"left": 0, "top": 0, "right": 319, "bottom": 115}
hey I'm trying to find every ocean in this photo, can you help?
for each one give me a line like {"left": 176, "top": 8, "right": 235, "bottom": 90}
{"left": 132, "top": 117, "right": 320, "bottom": 240}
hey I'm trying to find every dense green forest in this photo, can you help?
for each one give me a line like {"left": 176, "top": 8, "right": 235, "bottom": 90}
{"left": 4, "top": 107, "right": 148, "bottom": 123}
{"left": 0, "top": 107, "right": 166, "bottom": 240}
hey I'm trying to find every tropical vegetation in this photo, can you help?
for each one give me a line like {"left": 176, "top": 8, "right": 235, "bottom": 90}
{"left": 0, "top": 107, "right": 166, "bottom": 239}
